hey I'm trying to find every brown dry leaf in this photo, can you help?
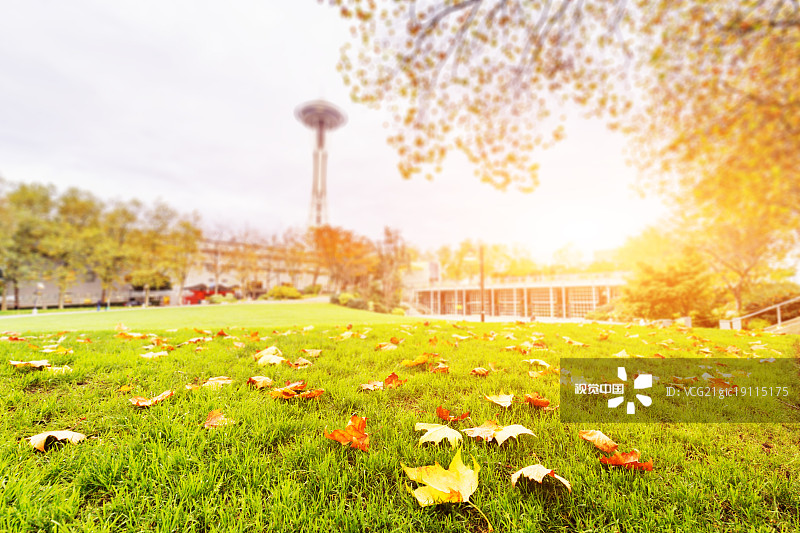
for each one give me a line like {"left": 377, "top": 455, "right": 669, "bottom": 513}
{"left": 300, "top": 349, "right": 322, "bottom": 358}
{"left": 269, "top": 380, "right": 307, "bottom": 399}
{"left": 215, "top": 329, "right": 229, "bottom": 337}
{"left": 253, "top": 345, "right": 282, "bottom": 360}
{"left": 523, "top": 392, "right": 550, "bottom": 408}
{"left": 9, "top": 360, "right": 51, "bottom": 369}
{"left": 578, "top": 430, "right": 618, "bottom": 453}
{"left": 247, "top": 376, "right": 274, "bottom": 389}
{"left": 390, "top": 336, "right": 403, "bottom": 345}
{"left": 485, "top": 393, "right": 514, "bottom": 408}
{"left": 402, "top": 449, "right": 479, "bottom": 506}
{"left": 511, "top": 464, "right": 571, "bottom": 492}
{"left": 203, "top": 409, "right": 234, "bottom": 429}
{"left": 414, "top": 423, "right": 463, "bottom": 447}
{"left": 384, "top": 372, "right": 407, "bottom": 390}
{"left": 129, "top": 390, "right": 174, "bottom": 407}
{"left": 463, "top": 420, "right": 534, "bottom": 445}
{"left": 325, "top": 415, "right": 369, "bottom": 451}
{"left": 436, "top": 406, "right": 470, "bottom": 422}
{"left": 29, "top": 430, "right": 86, "bottom": 451}
{"left": 470, "top": 367, "right": 490, "bottom": 377}
{"left": 428, "top": 362, "right": 449, "bottom": 374}
{"left": 194, "top": 328, "right": 213, "bottom": 335}
{"left": 600, "top": 449, "right": 653, "bottom": 471}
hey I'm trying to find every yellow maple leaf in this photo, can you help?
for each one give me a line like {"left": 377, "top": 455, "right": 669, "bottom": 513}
{"left": 414, "top": 423, "right": 463, "bottom": 448}
{"left": 402, "top": 449, "right": 479, "bottom": 506}
{"left": 463, "top": 420, "right": 534, "bottom": 445}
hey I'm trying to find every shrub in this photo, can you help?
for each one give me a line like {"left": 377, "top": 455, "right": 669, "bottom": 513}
{"left": 345, "top": 298, "right": 368, "bottom": 310}
{"left": 329, "top": 293, "right": 340, "bottom": 304}
{"left": 372, "top": 301, "right": 388, "bottom": 314}
{"left": 268, "top": 285, "right": 302, "bottom": 300}
{"left": 745, "top": 317, "right": 771, "bottom": 331}
{"left": 391, "top": 307, "right": 406, "bottom": 316}
{"left": 206, "top": 293, "right": 236, "bottom": 305}
{"left": 338, "top": 292, "right": 356, "bottom": 306}
{"left": 303, "top": 284, "right": 322, "bottom": 295}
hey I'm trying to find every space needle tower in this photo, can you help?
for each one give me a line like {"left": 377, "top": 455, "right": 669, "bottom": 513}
{"left": 295, "top": 100, "right": 347, "bottom": 227}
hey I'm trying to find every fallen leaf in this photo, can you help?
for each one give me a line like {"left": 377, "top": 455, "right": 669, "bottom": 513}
{"left": 325, "top": 415, "right": 369, "bottom": 451}
{"left": 46, "top": 365, "right": 73, "bottom": 374}
{"left": 485, "top": 393, "right": 514, "bottom": 408}
{"left": 415, "top": 423, "right": 463, "bottom": 447}
{"left": 200, "top": 376, "right": 233, "bottom": 389}
{"left": 463, "top": 420, "right": 534, "bottom": 445}
{"left": 139, "top": 351, "right": 169, "bottom": 360}
{"left": 578, "top": 430, "right": 618, "bottom": 453}
{"left": 247, "top": 376, "right": 274, "bottom": 389}
{"left": 600, "top": 449, "right": 653, "bottom": 471}
{"left": 402, "top": 449, "right": 479, "bottom": 506}
{"left": 436, "top": 406, "right": 470, "bottom": 422}
{"left": 470, "top": 367, "right": 491, "bottom": 377}
{"left": 401, "top": 354, "right": 432, "bottom": 367}
{"left": 562, "top": 336, "right": 588, "bottom": 347}
{"left": 270, "top": 380, "right": 307, "bottom": 399}
{"left": 29, "top": 430, "right": 86, "bottom": 451}
{"left": 522, "top": 359, "right": 550, "bottom": 368}
{"left": 299, "top": 388, "right": 324, "bottom": 399}
{"left": 129, "top": 390, "right": 174, "bottom": 407}
{"left": 428, "top": 362, "right": 449, "bottom": 373}
{"left": 375, "top": 342, "right": 398, "bottom": 351}
{"left": 523, "top": 392, "right": 550, "bottom": 408}
{"left": 300, "top": 349, "right": 322, "bottom": 358}
{"left": 286, "top": 357, "right": 313, "bottom": 369}
{"left": 511, "top": 464, "right": 571, "bottom": 492}
{"left": 117, "top": 385, "right": 132, "bottom": 393}
{"left": 384, "top": 372, "right": 407, "bottom": 389}
{"left": 253, "top": 345, "right": 283, "bottom": 361}
{"left": 9, "top": 360, "right": 50, "bottom": 369}
{"left": 359, "top": 380, "right": 384, "bottom": 391}
{"left": 203, "top": 409, "right": 234, "bottom": 429}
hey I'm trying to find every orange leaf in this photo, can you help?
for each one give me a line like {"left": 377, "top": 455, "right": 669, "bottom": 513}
{"left": 325, "top": 415, "right": 369, "bottom": 451}
{"left": 299, "top": 389, "right": 324, "bottom": 399}
{"left": 203, "top": 409, "right": 234, "bottom": 429}
{"left": 390, "top": 337, "right": 403, "bottom": 345}
{"left": 375, "top": 342, "right": 398, "bottom": 351}
{"left": 428, "top": 362, "right": 449, "bottom": 373}
{"left": 270, "top": 380, "right": 307, "bottom": 399}
{"left": 384, "top": 372, "right": 407, "bottom": 390}
{"left": 359, "top": 380, "right": 384, "bottom": 391}
{"left": 470, "top": 367, "right": 490, "bottom": 377}
{"left": 436, "top": 405, "right": 469, "bottom": 422}
{"left": 300, "top": 349, "right": 323, "bottom": 358}
{"left": 117, "top": 385, "right": 132, "bottom": 393}
{"left": 247, "top": 376, "right": 274, "bottom": 389}
{"left": 401, "top": 354, "right": 430, "bottom": 367}
{"left": 286, "top": 357, "right": 313, "bottom": 369}
{"left": 129, "top": 389, "right": 174, "bottom": 407}
{"left": 562, "top": 336, "right": 588, "bottom": 347}
{"left": 523, "top": 392, "right": 550, "bottom": 408}
{"left": 578, "top": 430, "right": 618, "bottom": 453}
{"left": 29, "top": 430, "right": 86, "bottom": 451}
{"left": 600, "top": 449, "right": 653, "bottom": 471}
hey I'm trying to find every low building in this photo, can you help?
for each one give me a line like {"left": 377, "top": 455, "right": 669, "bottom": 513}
{"left": 411, "top": 272, "right": 626, "bottom": 319}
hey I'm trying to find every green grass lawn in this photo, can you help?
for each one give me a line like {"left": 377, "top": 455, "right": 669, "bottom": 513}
{"left": 1, "top": 302, "right": 798, "bottom": 532}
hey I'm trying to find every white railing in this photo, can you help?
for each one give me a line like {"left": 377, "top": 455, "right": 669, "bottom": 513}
{"left": 720, "top": 295, "right": 800, "bottom": 330}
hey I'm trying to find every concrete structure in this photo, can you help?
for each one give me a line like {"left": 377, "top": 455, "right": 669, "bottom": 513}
{"left": 411, "top": 273, "right": 626, "bottom": 319}
{"left": 295, "top": 100, "right": 346, "bottom": 227}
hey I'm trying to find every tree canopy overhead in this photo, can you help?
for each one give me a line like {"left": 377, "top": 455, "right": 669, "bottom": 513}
{"left": 324, "top": 0, "right": 800, "bottom": 207}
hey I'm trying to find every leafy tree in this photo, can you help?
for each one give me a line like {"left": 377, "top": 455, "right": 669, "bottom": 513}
{"left": 90, "top": 200, "right": 140, "bottom": 306}
{"left": 164, "top": 214, "right": 203, "bottom": 305}
{"left": 619, "top": 256, "right": 720, "bottom": 323}
{"left": 280, "top": 227, "right": 308, "bottom": 289}
{"left": 373, "top": 227, "right": 411, "bottom": 308}
{"left": 309, "top": 225, "right": 376, "bottom": 292}
{"left": 41, "top": 188, "right": 102, "bottom": 308}
{"left": 324, "top": 0, "right": 799, "bottom": 214}
{"left": 127, "top": 201, "right": 176, "bottom": 306}
{"left": 225, "top": 228, "right": 262, "bottom": 299}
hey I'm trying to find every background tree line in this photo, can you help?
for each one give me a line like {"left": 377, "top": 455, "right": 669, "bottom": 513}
{"left": 0, "top": 180, "right": 414, "bottom": 312}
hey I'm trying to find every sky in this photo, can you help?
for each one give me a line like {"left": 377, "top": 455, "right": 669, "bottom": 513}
{"left": 0, "top": 0, "right": 668, "bottom": 263}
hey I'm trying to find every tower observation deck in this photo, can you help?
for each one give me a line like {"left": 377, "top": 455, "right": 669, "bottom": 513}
{"left": 295, "top": 100, "right": 347, "bottom": 227}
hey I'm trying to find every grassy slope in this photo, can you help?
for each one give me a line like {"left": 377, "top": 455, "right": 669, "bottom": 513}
{"left": 1, "top": 303, "right": 798, "bottom": 533}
